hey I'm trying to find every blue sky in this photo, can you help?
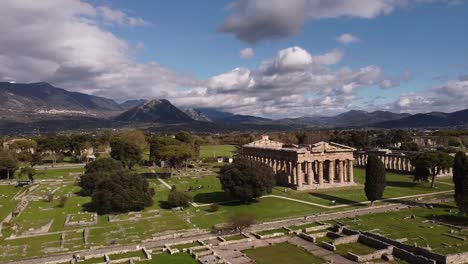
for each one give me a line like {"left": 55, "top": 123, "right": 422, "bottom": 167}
{"left": 1, "top": 0, "right": 467, "bottom": 118}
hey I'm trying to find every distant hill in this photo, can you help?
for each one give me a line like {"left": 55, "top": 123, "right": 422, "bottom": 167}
{"left": 0, "top": 82, "right": 122, "bottom": 113}
{"left": 278, "top": 110, "right": 411, "bottom": 128}
{"left": 183, "top": 108, "right": 212, "bottom": 122}
{"left": 373, "top": 108, "right": 468, "bottom": 128}
{"left": 195, "top": 108, "right": 234, "bottom": 122}
{"left": 119, "top": 99, "right": 146, "bottom": 110}
{"left": 115, "top": 99, "right": 193, "bottom": 123}
{"left": 218, "top": 114, "right": 272, "bottom": 124}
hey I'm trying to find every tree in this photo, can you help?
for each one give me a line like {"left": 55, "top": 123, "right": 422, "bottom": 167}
{"left": 453, "top": 151, "right": 468, "bottom": 214}
{"left": 20, "top": 167, "right": 36, "bottom": 182}
{"left": 365, "top": 154, "right": 386, "bottom": 206}
{"left": 228, "top": 213, "right": 256, "bottom": 234}
{"left": 413, "top": 151, "right": 453, "bottom": 188}
{"left": 219, "top": 158, "right": 275, "bottom": 202}
{"left": 0, "top": 151, "right": 19, "bottom": 180}
{"left": 167, "top": 186, "right": 192, "bottom": 208}
{"left": 79, "top": 171, "right": 114, "bottom": 196}
{"left": 158, "top": 145, "right": 192, "bottom": 177}
{"left": 121, "top": 130, "right": 147, "bottom": 152}
{"left": 30, "top": 152, "right": 42, "bottom": 167}
{"left": 36, "top": 135, "right": 69, "bottom": 166}
{"left": 110, "top": 140, "right": 142, "bottom": 169}
{"left": 59, "top": 196, "right": 68, "bottom": 208}
{"left": 85, "top": 171, "right": 155, "bottom": 214}
{"left": 84, "top": 157, "right": 124, "bottom": 174}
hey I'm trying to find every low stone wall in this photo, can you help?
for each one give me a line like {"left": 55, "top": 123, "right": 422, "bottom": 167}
{"left": 358, "top": 234, "right": 390, "bottom": 250}
{"left": 327, "top": 231, "right": 343, "bottom": 240}
{"left": 342, "top": 227, "right": 360, "bottom": 236}
{"left": 218, "top": 237, "right": 252, "bottom": 246}
{"left": 12, "top": 199, "right": 28, "bottom": 216}
{"left": 304, "top": 223, "right": 332, "bottom": 233}
{"left": 333, "top": 234, "right": 359, "bottom": 245}
{"left": 346, "top": 247, "right": 393, "bottom": 263}
{"left": 64, "top": 213, "right": 98, "bottom": 227}
{"left": 362, "top": 231, "right": 446, "bottom": 263}
{"left": 446, "top": 251, "right": 468, "bottom": 264}
{"left": 298, "top": 232, "right": 315, "bottom": 243}
{"left": 252, "top": 232, "right": 286, "bottom": 240}
{"left": 321, "top": 241, "right": 336, "bottom": 251}
{"left": 393, "top": 247, "right": 436, "bottom": 264}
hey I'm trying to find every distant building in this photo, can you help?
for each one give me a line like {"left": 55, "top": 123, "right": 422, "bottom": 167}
{"left": 242, "top": 135, "right": 356, "bottom": 190}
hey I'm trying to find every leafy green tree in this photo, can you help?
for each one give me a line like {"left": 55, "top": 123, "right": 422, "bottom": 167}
{"left": 79, "top": 171, "right": 113, "bottom": 196}
{"left": 159, "top": 145, "right": 192, "bottom": 177}
{"left": 110, "top": 140, "right": 142, "bottom": 169}
{"left": 36, "top": 135, "right": 69, "bottom": 166}
{"left": 453, "top": 151, "right": 468, "bottom": 214}
{"left": 219, "top": 158, "right": 275, "bottom": 202}
{"left": 84, "top": 157, "right": 124, "bottom": 174}
{"left": 85, "top": 171, "right": 155, "bottom": 214}
{"left": 148, "top": 136, "right": 181, "bottom": 163}
{"left": 365, "top": 154, "right": 386, "bottom": 206}
{"left": 20, "top": 167, "right": 36, "bottom": 182}
{"left": 0, "top": 151, "right": 19, "bottom": 180}
{"left": 30, "top": 152, "right": 43, "bottom": 167}
{"left": 167, "top": 186, "right": 192, "bottom": 208}
{"left": 10, "top": 139, "right": 37, "bottom": 152}
{"left": 413, "top": 151, "right": 453, "bottom": 188}
{"left": 121, "top": 130, "right": 147, "bottom": 152}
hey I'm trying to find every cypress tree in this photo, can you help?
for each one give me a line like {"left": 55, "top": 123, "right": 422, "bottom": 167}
{"left": 365, "top": 154, "right": 386, "bottom": 206}
{"left": 453, "top": 151, "right": 468, "bottom": 214}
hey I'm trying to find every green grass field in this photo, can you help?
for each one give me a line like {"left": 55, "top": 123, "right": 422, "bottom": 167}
{"left": 335, "top": 242, "right": 377, "bottom": 256}
{"left": 244, "top": 242, "right": 325, "bottom": 264}
{"left": 139, "top": 252, "right": 198, "bottom": 264}
{"left": 335, "top": 204, "right": 468, "bottom": 255}
{"left": 200, "top": 145, "right": 236, "bottom": 158}
{"left": 272, "top": 168, "right": 453, "bottom": 206}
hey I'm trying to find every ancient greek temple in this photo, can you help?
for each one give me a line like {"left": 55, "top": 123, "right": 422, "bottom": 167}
{"left": 355, "top": 151, "right": 453, "bottom": 176}
{"left": 241, "top": 135, "right": 356, "bottom": 190}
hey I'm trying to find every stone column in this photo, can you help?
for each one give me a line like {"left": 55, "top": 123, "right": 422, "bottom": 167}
{"left": 338, "top": 160, "right": 344, "bottom": 183}
{"left": 307, "top": 161, "right": 313, "bottom": 185}
{"left": 292, "top": 162, "right": 297, "bottom": 185}
{"left": 297, "top": 162, "right": 303, "bottom": 187}
{"left": 318, "top": 161, "right": 324, "bottom": 185}
{"left": 287, "top": 161, "right": 292, "bottom": 184}
{"left": 329, "top": 160, "right": 335, "bottom": 183}
{"left": 272, "top": 159, "right": 277, "bottom": 173}
{"left": 348, "top": 160, "right": 354, "bottom": 183}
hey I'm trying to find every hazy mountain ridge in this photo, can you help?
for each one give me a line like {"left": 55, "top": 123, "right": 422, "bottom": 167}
{"left": 0, "top": 82, "right": 123, "bottom": 114}
{"left": 1, "top": 82, "right": 468, "bottom": 133}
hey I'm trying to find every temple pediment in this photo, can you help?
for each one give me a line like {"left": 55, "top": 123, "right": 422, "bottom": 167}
{"left": 308, "top": 141, "right": 356, "bottom": 153}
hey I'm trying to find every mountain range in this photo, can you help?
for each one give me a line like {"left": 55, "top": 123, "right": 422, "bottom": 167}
{"left": 1, "top": 82, "right": 467, "bottom": 133}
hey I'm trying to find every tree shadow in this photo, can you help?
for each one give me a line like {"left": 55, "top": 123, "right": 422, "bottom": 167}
{"left": 193, "top": 192, "right": 232, "bottom": 204}
{"left": 424, "top": 214, "right": 468, "bottom": 227}
{"left": 386, "top": 180, "right": 419, "bottom": 188}
{"left": 308, "top": 192, "right": 365, "bottom": 206}
{"left": 158, "top": 201, "right": 172, "bottom": 209}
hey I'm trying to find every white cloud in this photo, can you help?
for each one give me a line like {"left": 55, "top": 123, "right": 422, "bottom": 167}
{"left": 391, "top": 77, "right": 468, "bottom": 113}
{"left": 219, "top": 0, "right": 455, "bottom": 43}
{"left": 98, "top": 6, "right": 152, "bottom": 27}
{"left": 240, "top": 47, "right": 255, "bottom": 59}
{"left": 336, "top": 33, "right": 360, "bottom": 45}
{"left": 0, "top": 0, "right": 193, "bottom": 101}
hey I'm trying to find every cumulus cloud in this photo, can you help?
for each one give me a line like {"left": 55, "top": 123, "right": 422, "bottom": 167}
{"left": 219, "top": 0, "right": 456, "bottom": 43}
{"left": 336, "top": 33, "right": 360, "bottom": 45}
{"left": 240, "top": 48, "right": 255, "bottom": 59}
{"left": 169, "top": 46, "right": 384, "bottom": 118}
{"left": 0, "top": 0, "right": 195, "bottom": 100}
{"left": 392, "top": 77, "right": 468, "bottom": 113}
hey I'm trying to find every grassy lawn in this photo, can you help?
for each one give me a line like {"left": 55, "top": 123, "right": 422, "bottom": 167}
{"left": 223, "top": 234, "right": 246, "bottom": 241}
{"left": 335, "top": 204, "right": 468, "bottom": 255}
{"left": 244, "top": 242, "right": 325, "bottom": 264}
{"left": 272, "top": 168, "right": 453, "bottom": 206}
{"left": 34, "top": 167, "right": 84, "bottom": 180}
{"left": 139, "top": 252, "right": 198, "bottom": 264}
{"left": 200, "top": 145, "right": 236, "bottom": 159}
{"left": 0, "top": 185, "right": 22, "bottom": 221}
{"left": 172, "top": 241, "right": 201, "bottom": 250}
{"left": 108, "top": 250, "right": 146, "bottom": 260}
{"left": 189, "top": 196, "right": 327, "bottom": 229}
{"left": 335, "top": 242, "right": 377, "bottom": 256}
{"left": 256, "top": 227, "right": 287, "bottom": 236}
{"left": 164, "top": 175, "right": 232, "bottom": 204}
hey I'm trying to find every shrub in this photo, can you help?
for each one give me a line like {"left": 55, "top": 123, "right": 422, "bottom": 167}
{"left": 59, "top": 196, "right": 68, "bottom": 208}
{"left": 210, "top": 203, "right": 219, "bottom": 212}
{"left": 167, "top": 187, "right": 192, "bottom": 208}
